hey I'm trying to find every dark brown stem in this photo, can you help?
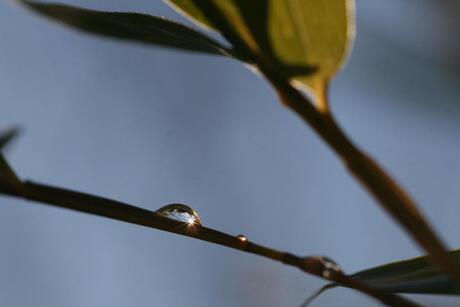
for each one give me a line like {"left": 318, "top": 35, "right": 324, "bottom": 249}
{"left": 179, "top": 0, "right": 455, "bottom": 290}
{"left": 0, "top": 179, "right": 418, "bottom": 307}
{"left": 263, "top": 72, "right": 460, "bottom": 284}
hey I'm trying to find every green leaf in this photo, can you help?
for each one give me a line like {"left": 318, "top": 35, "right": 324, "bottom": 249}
{"left": 303, "top": 251, "right": 460, "bottom": 304}
{"left": 18, "top": 1, "right": 232, "bottom": 57}
{"left": 167, "top": 0, "right": 355, "bottom": 103}
{"left": 351, "top": 250, "right": 460, "bottom": 295}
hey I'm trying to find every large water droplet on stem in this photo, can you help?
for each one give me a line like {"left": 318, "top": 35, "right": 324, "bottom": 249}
{"left": 236, "top": 234, "right": 248, "bottom": 242}
{"left": 156, "top": 203, "right": 201, "bottom": 226}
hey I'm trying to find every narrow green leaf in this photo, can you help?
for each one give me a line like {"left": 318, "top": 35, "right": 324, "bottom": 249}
{"left": 300, "top": 284, "right": 337, "bottom": 307}
{"left": 351, "top": 250, "right": 460, "bottom": 295}
{"left": 167, "top": 0, "right": 355, "bottom": 103}
{"left": 17, "top": 1, "right": 232, "bottom": 57}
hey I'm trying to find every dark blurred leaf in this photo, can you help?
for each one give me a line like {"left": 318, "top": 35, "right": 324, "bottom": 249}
{"left": 351, "top": 250, "right": 460, "bottom": 295}
{"left": 0, "top": 154, "right": 22, "bottom": 196}
{"left": 18, "top": 1, "right": 232, "bottom": 57}
{"left": 167, "top": 0, "right": 355, "bottom": 101}
{"left": 0, "top": 127, "right": 20, "bottom": 151}
{"left": 0, "top": 128, "right": 22, "bottom": 195}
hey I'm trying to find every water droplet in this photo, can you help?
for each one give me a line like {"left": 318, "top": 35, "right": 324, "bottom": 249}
{"left": 322, "top": 270, "right": 332, "bottom": 278}
{"left": 156, "top": 203, "right": 201, "bottom": 225}
{"left": 300, "top": 256, "right": 342, "bottom": 278}
{"left": 236, "top": 234, "right": 248, "bottom": 242}
{"left": 318, "top": 256, "right": 342, "bottom": 278}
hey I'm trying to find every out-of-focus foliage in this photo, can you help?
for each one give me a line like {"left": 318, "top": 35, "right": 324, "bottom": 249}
{"left": 167, "top": 0, "right": 355, "bottom": 100}
{"left": 19, "top": 1, "right": 232, "bottom": 57}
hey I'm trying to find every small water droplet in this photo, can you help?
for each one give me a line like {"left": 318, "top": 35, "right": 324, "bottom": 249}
{"left": 300, "top": 256, "right": 342, "bottom": 278}
{"left": 236, "top": 234, "right": 247, "bottom": 242}
{"left": 318, "top": 256, "right": 342, "bottom": 278}
{"left": 156, "top": 203, "right": 201, "bottom": 225}
{"left": 322, "top": 270, "right": 332, "bottom": 278}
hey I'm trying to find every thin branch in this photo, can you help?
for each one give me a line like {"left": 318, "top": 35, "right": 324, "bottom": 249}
{"left": 0, "top": 177, "right": 418, "bottom": 307}
{"left": 182, "top": 0, "right": 460, "bottom": 285}
{"left": 257, "top": 69, "right": 460, "bottom": 285}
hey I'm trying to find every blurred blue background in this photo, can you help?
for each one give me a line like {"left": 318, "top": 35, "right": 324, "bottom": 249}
{"left": 1, "top": 0, "right": 460, "bottom": 306}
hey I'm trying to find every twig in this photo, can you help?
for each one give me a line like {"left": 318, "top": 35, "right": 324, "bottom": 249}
{"left": 300, "top": 284, "right": 337, "bottom": 307}
{"left": 261, "top": 70, "right": 460, "bottom": 284}
{"left": 179, "top": 0, "right": 460, "bottom": 286}
{"left": 0, "top": 176, "right": 418, "bottom": 307}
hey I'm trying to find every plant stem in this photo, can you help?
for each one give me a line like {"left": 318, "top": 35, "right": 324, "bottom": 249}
{"left": 0, "top": 179, "right": 417, "bottom": 307}
{"left": 264, "top": 72, "right": 460, "bottom": 283}
{"left": 175, "top": 0, "right": 454, "bottom": 296}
